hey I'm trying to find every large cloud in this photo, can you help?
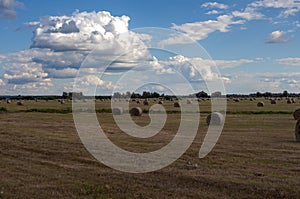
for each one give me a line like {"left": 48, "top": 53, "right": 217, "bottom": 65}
{"left": 1, "top": 49, "right": 49, "bottom": 85}
{"left": 159, "top": 15, "right": 245, "bottom": 46}
{"left": 0, "top": 11, "right": 152, "bottom": 93}
{"left": 31, "top": 11, "right": 139, "bottom": 52}
{"left": 154, "top": 55, "right": 233, "bottom": 83}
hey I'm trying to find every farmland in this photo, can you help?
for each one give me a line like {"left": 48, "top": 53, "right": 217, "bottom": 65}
{"left": 0, "top": 98, "right": 299, "bottom": 198}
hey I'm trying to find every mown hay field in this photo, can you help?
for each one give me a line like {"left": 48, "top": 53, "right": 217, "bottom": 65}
{"left": 0, "top": 98, "right": 299, "bottom": 198}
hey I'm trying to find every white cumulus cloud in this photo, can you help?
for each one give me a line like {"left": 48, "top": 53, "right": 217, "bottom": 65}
{"left": 31, "top": 11, "right": 130, "bottom": 51}
{"left": 266, "top": 30, "right": 290, "bottom": 43}
{"left": 0, "top": 11, "right": 153, "bottom": 94}
{"left": 206, "top": 10, "right": 220, "bottom": 15}
{"left": 201, "top": 2, "right": 229, "bottom": 10}
{"left": 232, "top": 7, "right": 265, "bottom": 20}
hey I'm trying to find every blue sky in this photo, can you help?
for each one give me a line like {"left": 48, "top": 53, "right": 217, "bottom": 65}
{"left": 0, "top": 0, "right": 300, "bottom": 95}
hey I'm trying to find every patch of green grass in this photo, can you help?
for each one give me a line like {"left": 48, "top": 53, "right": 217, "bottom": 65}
{"left": 25, "top": 108, "right": 72, "bottom": 114}
{"left": 226, "top": 111, "right": 293, "bottom": 115}
{"left": 80, "top": 184, "right": 110, "bottom": 198}
{"left": 95, "top": 108, "right": 112, "bottom": 113}
{"left": 0, "top": 107, "right": 7, "bottom": 112}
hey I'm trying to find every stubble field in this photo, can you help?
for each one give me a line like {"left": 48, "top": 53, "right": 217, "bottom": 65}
{"left": 0, "top": 98, "right": 299, "bottom": 198}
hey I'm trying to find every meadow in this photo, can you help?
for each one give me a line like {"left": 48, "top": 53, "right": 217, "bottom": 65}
{"left": 0, "top": 98, "right": 299, "bottom": 198}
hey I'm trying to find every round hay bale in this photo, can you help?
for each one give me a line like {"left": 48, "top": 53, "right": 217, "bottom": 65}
{"left": 287, "top": 99, "right": 292, "bottom": 104}
{"left": 187, "top": 99, "right": 192, "bottom": 104}
{"left": 292, "top": 98, "right": 296, "bottom": 103}
{"left": 295, "top": 120, "right": 300, "bottom": 142}
{"left": 270, "top": 99, "right": 276, "bottom": 104}
{"left": 174, "top": 102, "right": 180, "bottom": 108}
{"left": 112, "top": 107, "right": 123, "bottom": 115}
{"left": 143, "top": 100, "right": 149, "bottom": 106}
{"left": 293, "top": 108, "right": 300, "bottom": 120}
{"left": 206, "top": 112, "right": 224, "bottom": 126}
{"left": 130, "top": 107, "right": 142, "bottom": 116}
{"left": 60, "top": 100, "right": 65, "bottom": 104}
{"left": 257, "top": 102, "right": 264, "bottom": 107}
{"left": 234, "top": 99, "right": 240, "bottom": 102}
{"left": 17, "top": 101, "right": 24, "bottom": 106}
{"left": 158, "top": 101, "right": 163, "bottom": 104}
{"left": 6, "top": 99, "right": 11, "bottom": 104}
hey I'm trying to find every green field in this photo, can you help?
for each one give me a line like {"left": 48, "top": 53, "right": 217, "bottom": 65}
{"left": 0, "top": 98, "right": 299, "bottom": 198}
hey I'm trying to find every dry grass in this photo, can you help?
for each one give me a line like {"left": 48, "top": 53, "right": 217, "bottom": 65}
{"left": 0, "top": 99, "right": 299, "bottom": 198}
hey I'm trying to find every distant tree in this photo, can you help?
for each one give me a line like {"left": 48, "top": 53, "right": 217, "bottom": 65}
{"left": 283, "top": 90, "right": 289, "bottom": 97}
{"left": 70, "top": 92, "right": 84, "bottom": 99}
{"left": 196, "top": 91, "right": 208, "bottom": 98}
{"left": 62, "top": 92, "right": 68, "bottom": 99}
{"left": 152, "top": 92, "right": 160, "bottom": 98}
{"left": 142, "top": 91, "right": 151, "bottom": 98}
{"left": 256, "top": 92, "right": 262, "bottom": 97}
{"left": 131, "top": 92, "right": 141, "bottom": 98}
{"left": 211, "top": 91, "right": 222, "bottom": 98}
{"left": 264, "top": 92, "right": 272, "bottom": 97}
{"left": 125, "top": 91, "right": 131, "bottom": 98}
{"left": 113, "top": 92, "right": 122, "bottom": 98}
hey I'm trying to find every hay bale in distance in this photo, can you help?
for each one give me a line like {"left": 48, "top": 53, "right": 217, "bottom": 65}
{"left": 174, "top": 102, "right": 180, "bottom": 108}
{"left": 130, "top": 107, "right": 142, "bottom": 116}
{"left": 270, "top": 99, "right": 276, "bottom": 104}
{"left": 291, "top": 98, "right": 296, "bottom": 103}
{"left": 295, "top": 120, "right": 300, "bottom": 142}
{"left": 6, "top": 99, "right": 11, "bottom": 104}
{"left": 187, "top": 99, "right": 192, "bottom": 104}
{"left": 287, "top": 99, "right": 292, "bottom": 104}
{"left": 17, "top": 101, "right": 24, "bottom": 106}
{"left": 158, "top": 101, "right": 163, "bottom": 104}
{"left": 257, "top": 102, "right": 264, "bottom": 107}
{"left": 293, "top": 108, "right": 300, "bottom": 120}
{"left": 143, "top": 100, "right": 149, "bottom": 106}
{"left": 206, "top": 112, "right": 224, "bottom": 125}
{"left": 112, "top": 107, "right": 124, "bottom": 115}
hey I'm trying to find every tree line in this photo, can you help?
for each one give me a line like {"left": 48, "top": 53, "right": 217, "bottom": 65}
{"left": 1, "top": 90, "right": 298, "bottom": 100}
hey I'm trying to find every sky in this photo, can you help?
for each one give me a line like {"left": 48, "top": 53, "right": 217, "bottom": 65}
{"left": 0, "top": 0, "right": 300, "bottom": 95}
